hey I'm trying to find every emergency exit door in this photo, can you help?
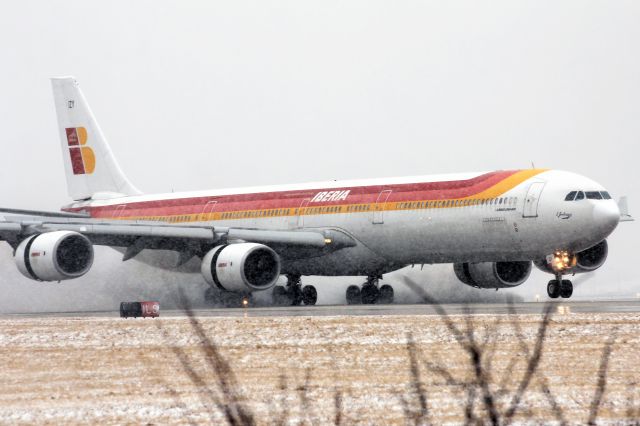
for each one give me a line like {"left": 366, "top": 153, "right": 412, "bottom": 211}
{"left": 523, "top": 182, "right": 545, "bottom": 218}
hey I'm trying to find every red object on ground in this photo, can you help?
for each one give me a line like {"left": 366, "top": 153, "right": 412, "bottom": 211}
{"left": 120, "top": 301, "right": 160, "bottom": 318}
{"left": 140, "top": 301, "right": 160, "bottom": 317}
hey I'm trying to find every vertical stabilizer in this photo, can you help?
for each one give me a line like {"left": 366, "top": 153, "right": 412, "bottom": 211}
{"left": 51, "top": 77, "right": 141, "bottom": 200}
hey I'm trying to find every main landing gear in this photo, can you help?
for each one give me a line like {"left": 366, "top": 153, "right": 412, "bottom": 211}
{"left": 272, "top": 275, "right": 317, "bottom": 306}
{"left": 547, "top": 274, "right": 573, "bottom": 299}
{"left": 346, "top": 276, "right": 394, "bottom": 305}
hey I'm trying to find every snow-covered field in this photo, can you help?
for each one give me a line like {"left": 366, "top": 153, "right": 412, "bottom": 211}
{"left": 0, "top": 311, "right": 638, "bottom": 424}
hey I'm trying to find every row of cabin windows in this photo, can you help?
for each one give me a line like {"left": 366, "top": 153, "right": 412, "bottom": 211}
{"left": 137, "top": 216, "right": 191, "bottom": 222}
{"left": 565, "top": 191, "right": 611, "bottom": 201}
{"left": 397, "top": 197, "right": 517, "bottom": 210}
{"left": 215, "top": 197, "right": 517, "bottom": 220}
{"left": 305, "top": 206, "right": 344, "bottom": 214}
{"left": 221, "top": 209, "right": 292, "bottom": 220}
{"left": 139, "top": 197, "right": 522, "bottom": 222}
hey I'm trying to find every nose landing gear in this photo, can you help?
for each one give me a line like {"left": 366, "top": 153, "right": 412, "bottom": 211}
{"left": 547, "top": 274, "right": 573, "bottom": 299}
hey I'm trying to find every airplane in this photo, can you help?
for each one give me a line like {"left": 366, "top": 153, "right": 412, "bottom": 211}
{"left": 0, "top": 77, "right": 633, "bottom": 306}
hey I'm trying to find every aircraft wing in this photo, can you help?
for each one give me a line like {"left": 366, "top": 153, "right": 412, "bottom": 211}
{"left": 0, "top": 212, "right": 355, "bottom": 262}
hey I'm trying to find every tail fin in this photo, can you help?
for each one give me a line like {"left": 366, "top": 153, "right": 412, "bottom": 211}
{"left": 51, "top": 77, "right": 141, "bottom": 201}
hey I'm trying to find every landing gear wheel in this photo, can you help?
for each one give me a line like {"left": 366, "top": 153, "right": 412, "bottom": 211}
{"left": 361, "top": 284, "right": 380, "bottom": 305}
{"left": 547, "top": 280, "right": 561, "bottom": 299}
{"left": 560, "top": 280, "right": 573, "bottom": 298}
{"left": 272, "top": 286, "right": 289, "bottom": 306}
{"left": 378, "top": 284, "right": 394, "bottom": 304}
{"left": 302, "top": 285, "right": 318, "bottom": 305}
{"left": 346, "top": 285, "right": 361, "bottom": 305}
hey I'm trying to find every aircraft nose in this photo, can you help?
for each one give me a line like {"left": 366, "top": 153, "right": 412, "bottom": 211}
{"left": 592, "top": 201, "right": 620, "bottom": 237}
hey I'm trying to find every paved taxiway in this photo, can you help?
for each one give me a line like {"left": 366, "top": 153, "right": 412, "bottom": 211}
{"left": 3, "top": 299, "right": 640, "bottom": 318}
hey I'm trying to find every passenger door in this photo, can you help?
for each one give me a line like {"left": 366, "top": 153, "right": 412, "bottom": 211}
{"left": 523, "top": 182, "right": 545, "bottom": 218}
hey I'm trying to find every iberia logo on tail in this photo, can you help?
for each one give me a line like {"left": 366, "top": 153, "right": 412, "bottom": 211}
{"left": 65, "top": 127, "right": 95, "bottom": 175}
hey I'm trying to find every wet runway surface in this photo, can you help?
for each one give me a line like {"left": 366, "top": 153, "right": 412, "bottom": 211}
{"left": 3, "top": 299, "right": 640, "bottom": 318}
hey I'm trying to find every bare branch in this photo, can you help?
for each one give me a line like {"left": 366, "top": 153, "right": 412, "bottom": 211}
{"left": 463, "top": 382, "right": 477, "bottom": 426}
{"left": 275, "top": 374, "right": 289, "bottom": 426}
{"left": 297, "top": 368, "right": 313, "bottom": 425}
{"left": 504, "top": 302, "right": 554, "bottom": 423}
{"left": 402, "top": 277, "right": 468, "bottom": 349}
{"left": 177, "top": 289, "right": 255, "bottom": 426}
{"left": 538, "top": 376, "right": 567, "bottom": 426}
{"left": 406, "top": 333, "right": 429, "bottom": 424}
{"left": 587, "top": 334, "right": 616, "bottom": 425}
{"left": 334, "top": 388, "right": 344, "bottom": 426}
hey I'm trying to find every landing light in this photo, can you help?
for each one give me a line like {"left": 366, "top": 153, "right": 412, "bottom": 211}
{"left": 551, "top": 250, "right": 576, "bottom": 273}
{"left": 324, "top": 238, "right": 332, "bottom": 244}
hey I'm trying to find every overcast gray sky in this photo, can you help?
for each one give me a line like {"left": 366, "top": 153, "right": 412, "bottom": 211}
{"left": 0, "top": 1, "right": 638, "bottom": 310}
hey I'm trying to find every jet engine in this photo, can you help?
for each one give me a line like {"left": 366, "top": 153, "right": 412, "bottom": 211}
{"left": 534, "top": 240, "right": 608, "bottom": 274}
{"left": 454, "top": 261, "right": 532, "bottom": 289}
{"left": 15, "top": 231, "right": 94, "bottom": 281}
{"left": 201, "top": 243, "right": 281, "bottom": 292}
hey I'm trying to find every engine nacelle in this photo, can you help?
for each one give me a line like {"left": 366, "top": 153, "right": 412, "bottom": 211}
{"left": 534, "top": 240, "right": 608, "bottom": 275}
{"left": 454, "top": 261, "right": 532, "bottom": 289}
{"left": 201, "top": 243, "right": 281, "bottom": 292}
{"left": 15, "top": 231, "right": 94, "bottom": 281}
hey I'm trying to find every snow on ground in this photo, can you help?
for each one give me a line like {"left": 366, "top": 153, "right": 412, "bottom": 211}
{"left": 0, "top": 311, "right": 638, "bottom": 424}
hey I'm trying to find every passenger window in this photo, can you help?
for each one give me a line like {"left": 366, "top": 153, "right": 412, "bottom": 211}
{"left": 575, "top": 191, "right": 585, "bottom": 201}
{"left": 601, "top": 191, "right": 612, "bottom": 200}
{"left": 586, "top": 191, "right": 603, "bottom": 200}
{"left": 565, "top": 191, "right": 577, "bottom": 201}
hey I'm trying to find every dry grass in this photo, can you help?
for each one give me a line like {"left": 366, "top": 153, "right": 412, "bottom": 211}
{"left": 0, "top": 305, "right": 639, "bottom": 424}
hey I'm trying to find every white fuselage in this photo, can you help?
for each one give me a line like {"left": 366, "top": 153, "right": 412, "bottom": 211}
{"left": 64, "top": 169, "right": 620, "bottom": 277}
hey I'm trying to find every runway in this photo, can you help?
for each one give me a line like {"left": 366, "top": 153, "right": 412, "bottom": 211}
{"left": 3, "top": 299, "right": 640, "bottom": 318}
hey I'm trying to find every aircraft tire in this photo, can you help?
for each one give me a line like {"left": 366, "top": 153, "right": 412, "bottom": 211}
{"left": 560, "top": 280, "right": 573, "bottom": 298}
{"left": 547, "top": 280, "right": 561, "bottom": 299}
{"left": 378, "top": 284, "right": 394, "bottom": 304}
{"left": 346, "top": 285, "right": 361, "bottom": 305}
{"left": 361, "top": 284, "right": 379, "bottom": 305}
{"left": 302, "top": 285, "right": 318, "bottom": 305}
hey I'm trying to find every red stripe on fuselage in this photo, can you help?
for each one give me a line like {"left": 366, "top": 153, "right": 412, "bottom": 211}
{"left": 64, "top": 170, "right": 518, "bottom": 219}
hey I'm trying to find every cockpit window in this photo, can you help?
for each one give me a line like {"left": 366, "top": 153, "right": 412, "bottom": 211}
{"left": 586, "top": 191, "right": 603, "bottom": 200}
{"left": 565, "top": 191, "right": 577, "bottom": 201}
{"left": 575, "top": 191, "right": 585, "bottom": 201}
{"left": 601, "top": 191, "right": 612, "bottom": 200}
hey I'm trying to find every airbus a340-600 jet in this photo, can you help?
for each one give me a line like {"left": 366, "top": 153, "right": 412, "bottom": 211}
{"left": 0, "top": 77, "right": 633, "bottom": 306}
